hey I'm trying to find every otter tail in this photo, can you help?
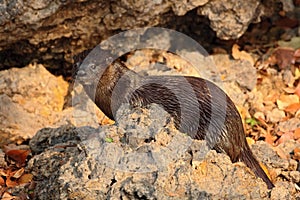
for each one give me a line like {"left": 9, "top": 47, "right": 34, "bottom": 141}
{"left": 240, "top": 145, "right": 274, "bottom": 189}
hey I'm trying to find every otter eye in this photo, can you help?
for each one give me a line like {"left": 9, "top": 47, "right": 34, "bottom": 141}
{"left": 89, "top": 64, "right": 96, "bottom": 70}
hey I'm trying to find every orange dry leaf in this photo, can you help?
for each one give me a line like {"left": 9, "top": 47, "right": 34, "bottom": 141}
{"left": 11, "top": 168, "right": 24, "bottom": 179}
{"left": 0, "top": 168, "right": 8, "bottom": 177}
{"left": 6, "top": 169, "right": 25, "bottom": 188}
{"left": 232, "top": 44, "right": 255, "bottom": 66}
{"left": 18, "top": 173, "right": 33, "bottom": 185}
{"left": 276, "top": 131, "right": 294, "bottom": 145}
{"left": 264, "top": 91, "right": 280, "bottom": 103}
{"left": 0, "top": 167, "right": 33, "bottom": 188}
{"left": 295, "top": 82, "right": 300, "bottom": 97}
{"left": 295, "top": 68, "right": 300, "bottom": 80}
{"left": 0, "top": 176, "right": 5, "bottom": 186}
{"left": 283, "top": 87, "right": 296, "bottom": 94}
{"left": 293, "top": 147, "right": 300, "bottom": 160}
{"left": 294, "top": 128, "right": 300, "bottom": 140}
{"left": 265, "top": 131, "right": 276, "bottom": 145}
{"left": 256, "top": 117, "right": 269, "bottom": 127}
{"left": 277, "top": 94, "right": 299, "bottom": 110}
{"left": 246, "top": 137, "right": 255, "bottom": 146}
{"left": 276, "top": 131, "right": 285, "bottom": 136}
{"left": 284, "top": 103, "right": 300, "bottom": 114}
{"left": 1, "top": 192, "right": 15, "bottom": 200}
{"left": 5, "top": 176, "right": 18, "bottom": 188}
{"left": 4, "top": 149, "right": 30, "bottom": 166}
{"left": 259, "top": 118, "right": 276, "bottom": 145}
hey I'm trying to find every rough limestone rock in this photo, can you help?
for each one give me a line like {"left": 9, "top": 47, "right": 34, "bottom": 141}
{"left": 27, "top": 105, "right": 284, "bottom": 199}
{"left": 0, "top": 63, "right": 69, "bottom": 145}
{"left": 0, "top": 0, "right": 281, "bottom": 72}
{"left": 198, "top": 0, "right": 260, "bottom": 40}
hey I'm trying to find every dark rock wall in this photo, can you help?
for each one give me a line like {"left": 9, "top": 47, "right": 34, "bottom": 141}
{"left": 0, "top": 0, "right": 281, "bottom": 74}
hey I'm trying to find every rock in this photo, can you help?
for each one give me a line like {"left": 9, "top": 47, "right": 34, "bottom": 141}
{"left": 266, "top": 108, "right": 286, "bottom": 123}
{"left": 255, "top": 140, "right": 300, "bottom": 189}
{"left": 251, "top": 141, "right": 289, "bottom": 169}
{"left": 247, "top": 91, "right": 267, "bottom": 113}
{"left": 276, "top": 118, "right": 300, "bottom": 133}
{"left": 270, "top": 182, "right": 296, "bottom": 200}
{"left": 212, "top": 54, "right": 258, "bottom": 106}
{"left": 290, "top": 171, "right": 300, "bottom": 183}
{"left": 29, "top": 125, "right": 83, "bottom": 154}
{"left": 282, "top": 69, "right": 295, "bottom": 87}
{"left": 254, "top": 111, "right": 266, "bottom": 121}
{"left": 28, "top": 105, "right": 275, "bottom": 199}
{"left": 170, "top": 0, "right": 209, "bottom": 16}
{"left": 197, "top": 0, "right": 260, "bottom": 39}
{"left": 0, "top": 63, "right": 109, "bottom": 144}
{"left": 0, "top": 64, "right": 68, "bottom": 141}
{"left": 0, "top": 0, "right": 282, "bottom": 72}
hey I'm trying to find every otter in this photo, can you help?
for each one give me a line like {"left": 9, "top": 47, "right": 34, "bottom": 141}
{"left": 74, "top": 48, "right": 274, "bottom": 189}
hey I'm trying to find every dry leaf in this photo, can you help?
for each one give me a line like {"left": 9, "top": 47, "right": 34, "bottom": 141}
{"left": 18, "top": 173, "right": 33, "bottom": 185}
{"left": 270, "top": 47, "right": 295, "bottom": 69}
{"left": 294, "top": 128, "right": 300, "bottom": 140}
{"left": 0, "top": 176, "right": 5, "bottom": 186}
{"left": 0, "top": 168, "right": 8, "bottom": 177}
{"left": 232, "top": 44, "right": 255, "bottom": 66}
{"left": 5, "top": 176, "right": 18, "bottom": 188}
{"left": 276, "top": 131, "right": 294, "bottom": 145}
{"left": 294, "top": 68, "right": 300, "bottom": 81}
{"left": 265, "top": 132, "right": 276, "bottom": 145}
{"left": 256, "top": 117, "right": 269, "bottom": 127}
{"left": 4, "top": 149, "right": 30, "bottom": 166}
{"left": 264, "top": 91, "right": 280, "bottom": 103}
{"left": 284, "top": 103, "right": 300, "bottom": 114}
{"left": 293, "top": 147, "right": 300, "bottom": 160}
{"left": 283, "top": 87, "right": 295, "bottom": 94}
{"left": 256, "top": 126, "right": 268, "bottom": 139}
{"left": 11, "top": 168, "right": 24, "bottom": 179}
{"left": 257, "top": 117, "right": 276, "bottom": 144}
{"left": 277, "top": 94, "right": 299, "bottom": 110}
{"left": 246, "top": 137, "right": 255, "bottom": 146}
{"left": 296, "top": 109, "right": 300, "bottom": 118}
{"left": 295, "top": 82, "right": 300, "bottom": 97}
{"left": 276, "top": 131, "right": 284, "bottom": 136}
{"left": 2, "top": 192, "right": 15, "bottom": 200}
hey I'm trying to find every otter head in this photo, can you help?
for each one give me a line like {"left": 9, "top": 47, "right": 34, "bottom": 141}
{"left": 75, "top": 47, "right": 114, "bottom": 87}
